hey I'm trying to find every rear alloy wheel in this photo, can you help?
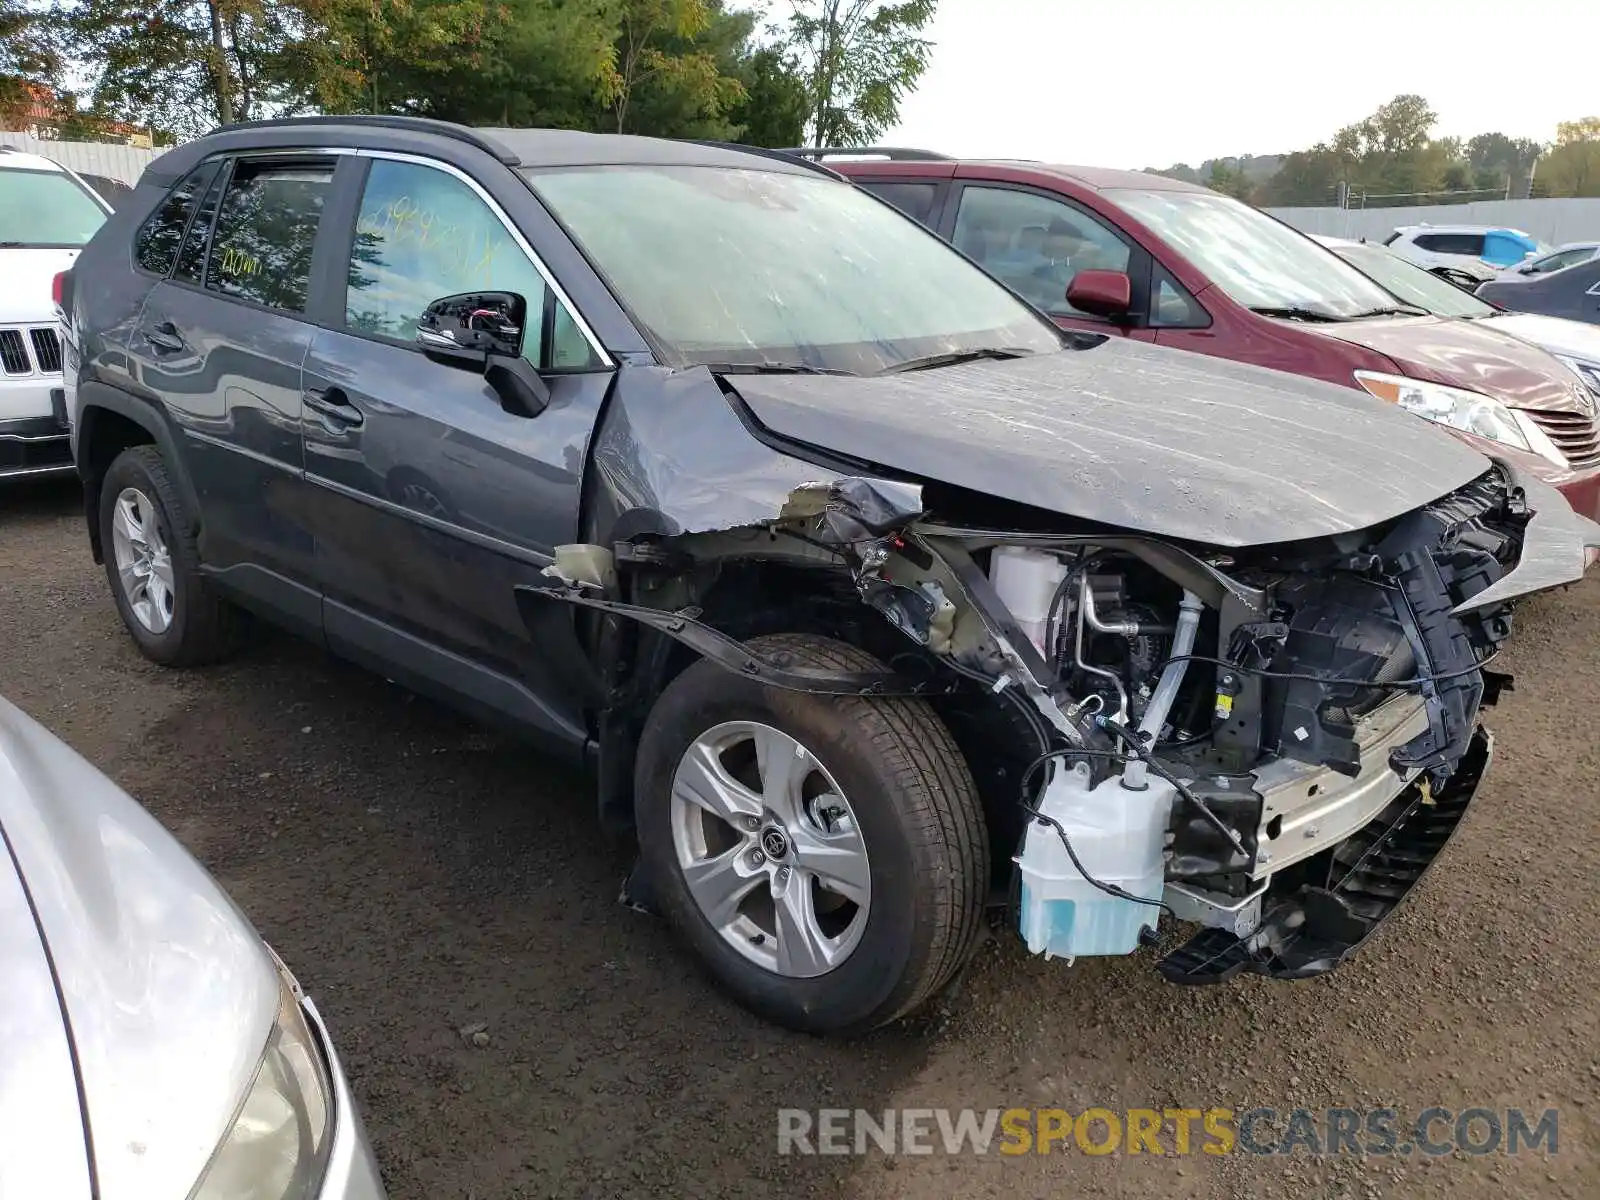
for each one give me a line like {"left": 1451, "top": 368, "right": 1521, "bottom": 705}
{"left": 110, "top": 487, "right": 176, "bottom": 635}
{"left": 635, "top": 633, "right": 988, "bottom": 1034}
{"left": 99, "top": 445, "right": 238, "bottom": 666}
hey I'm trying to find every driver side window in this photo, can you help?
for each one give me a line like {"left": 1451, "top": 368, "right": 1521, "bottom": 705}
{"left": 1529, "top": 248, "right": 1586, "bottom": 275}
{"left": 345, "top": 158, "right": 599, "bottom": 370}
{"left": 951, "top": 185, "right": 1131, "bottom": 318}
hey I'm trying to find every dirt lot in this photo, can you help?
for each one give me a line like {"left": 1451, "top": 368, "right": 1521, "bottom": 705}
{"left": 2, "top": 476, "right": 1596, "bottom": 1199}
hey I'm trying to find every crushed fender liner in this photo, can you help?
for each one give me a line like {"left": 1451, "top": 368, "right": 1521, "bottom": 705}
{"left": 513, "top": 584, "right": 959, "bottom": 697}
{"left": 1157, "top": 727, "right": 1492, "bottom": 984}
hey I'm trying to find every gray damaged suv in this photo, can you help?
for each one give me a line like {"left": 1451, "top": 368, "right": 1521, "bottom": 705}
{"left": 60, "top": 117, "right": 1600, "bottom": 1034}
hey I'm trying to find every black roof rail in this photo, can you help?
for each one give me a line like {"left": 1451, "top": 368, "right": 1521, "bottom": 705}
{"left": 683, "top": 139, "right": 847, "bottom": 181}
{"left": 780, "top": 146, "right": 953, "bottom": 162}
{"left": 207, "top": 115, "right": 519, "bottom": 164}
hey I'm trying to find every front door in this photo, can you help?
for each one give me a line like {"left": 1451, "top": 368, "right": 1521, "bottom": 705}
{"left": 942, "top": 182, "right": 1159, "bottom": 341}
{"left": 301, "top": 153, "right": 615, "bottom": 752}
{"left": 127, "top": 154, "right": 339, "bottom": 637}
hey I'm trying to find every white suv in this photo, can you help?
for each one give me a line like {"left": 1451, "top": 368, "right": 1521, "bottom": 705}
{"left": 0, "top": 150, "right": 112, "bottom": 481}
{"left": 1383, "top": 224, "right": 1545, "bottom": 285}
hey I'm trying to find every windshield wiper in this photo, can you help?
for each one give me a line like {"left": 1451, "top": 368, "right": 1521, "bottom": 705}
{"left": 876, "top": 347, "right": 1032, "bottom": 375}
{"left": 1247, "top": 305, "right": 1346, "bottom": 323}
{"left": 706, "top": 361, "right": 854, "bottom": 376}
{"left": 1347, "top": 305, "right": 1431, "bottom": 319}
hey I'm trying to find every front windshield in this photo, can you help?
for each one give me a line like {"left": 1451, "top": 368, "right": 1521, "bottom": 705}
{"left": 0, "top": 166, "right": 108, "bottom": 247}
{"left": 1333, "top": 243, "right": 1497, "bottom": 319}
{"left": 526, "top": 165, "right": 1063, "bottom": 372}
{"left": 1108, "top": 188, "right": 1400, "bottom": 320}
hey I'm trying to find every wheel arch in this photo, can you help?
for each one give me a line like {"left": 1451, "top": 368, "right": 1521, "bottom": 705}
{"left": 76, "top": 383, "right": 199, "bottom": 565}
{"left": 583, "top": 555, "right": 1034, "bottom": 896}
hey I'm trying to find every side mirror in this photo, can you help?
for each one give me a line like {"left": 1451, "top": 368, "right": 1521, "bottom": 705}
{"left": 417, "top": 291, "right": 527, "bottom": 365}
{"left": 417, "top": 290, "right": 549, "bottom": 418}
{"left": 1065, "top": 269, "right": 1133, "bottom": 321}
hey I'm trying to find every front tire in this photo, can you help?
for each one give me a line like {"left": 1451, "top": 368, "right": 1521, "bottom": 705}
{"left": 634, "top": 634, "right": 988, "bottom": 1034}
{"left": 99, "top": 445, "right": 238, "bottom": 666}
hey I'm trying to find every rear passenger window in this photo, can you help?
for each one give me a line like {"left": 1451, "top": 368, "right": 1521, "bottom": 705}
{"left": 205, "top": 159, "right": 335, "bottom": 311}
{"left": 135, "top": 163, "right": 216, "bottom": 276}
{"left": 174, "top": 168, "right": 226, "bottom": 284}
{"left": 345, "top": 157, "right": 600, "bottom": 370}
{"left": 859, "top": 182, "right": 938, "bottom": 226}
{"left": 1414, "top": 233, "right": 1485, "bottom": 256}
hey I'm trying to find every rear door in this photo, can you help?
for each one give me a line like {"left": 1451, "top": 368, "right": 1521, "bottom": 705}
{"left": 1551, "top": 263, "right": 1600, "bottom": 323}
{"left": 850, "top": 178, "right": 951, "bottom": 229}
{"left": 937, "top": 179, "right": 1158, "bottom": 340}
{"left": 126, "top": 153, "right": 339, "bottom": 637}
{"left": 299, "top": 152, "right": 615, "bottom": 752}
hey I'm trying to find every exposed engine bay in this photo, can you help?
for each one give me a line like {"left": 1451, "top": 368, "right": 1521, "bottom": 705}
{"left": 529, "top": 457, "right": 1579, "bottom": 985}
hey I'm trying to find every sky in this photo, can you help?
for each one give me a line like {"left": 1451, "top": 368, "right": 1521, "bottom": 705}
{"left": 884, "top": 0, "right": 1600, "bottom": 169}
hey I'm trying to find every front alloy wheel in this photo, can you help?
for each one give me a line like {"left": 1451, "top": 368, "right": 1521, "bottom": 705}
{"left": 635, "top": 633, "right": 988, "bottom": 1034}
{"left": 670, "top": 720, "right": 872, "bottom": 978}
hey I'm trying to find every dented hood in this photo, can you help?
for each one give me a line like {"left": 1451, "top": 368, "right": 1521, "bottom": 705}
{"left": 729, "top": 339, "right": 1490, "bottom": 548}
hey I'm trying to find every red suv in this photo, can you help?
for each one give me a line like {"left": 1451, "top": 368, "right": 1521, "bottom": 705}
{"left": 801, "top": 149, "right": 1600, "bottom": 521}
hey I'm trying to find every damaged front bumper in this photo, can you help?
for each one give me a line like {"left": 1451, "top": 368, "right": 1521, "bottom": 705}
{"left": 1158, "top": 726, "right": 1493, "bottom": 984}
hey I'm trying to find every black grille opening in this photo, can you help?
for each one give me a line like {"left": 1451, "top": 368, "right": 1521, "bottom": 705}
{"left": 0, "top": 329, "right": 29, "bottom": 375}
{"left": 29, "top": 328, "right": 61, "bottom": 374}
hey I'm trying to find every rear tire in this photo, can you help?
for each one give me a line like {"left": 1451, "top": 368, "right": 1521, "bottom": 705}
{"left": 634, "top": 633, "right": 988, "bottom": 1034}
{"left": 99, "top": 445, "right": 238, "bottom": 666}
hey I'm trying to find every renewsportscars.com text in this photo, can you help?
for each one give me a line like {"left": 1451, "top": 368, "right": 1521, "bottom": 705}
{"left": 776, "top": 1106, "right": 1559, "bottom": 1157}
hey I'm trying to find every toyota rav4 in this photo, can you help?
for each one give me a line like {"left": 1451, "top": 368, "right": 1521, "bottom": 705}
{"left": 59, "top": 118, "right": 1600, "bottom": 1034}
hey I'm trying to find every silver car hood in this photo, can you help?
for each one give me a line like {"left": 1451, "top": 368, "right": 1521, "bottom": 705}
{"left": 1482, "top": 311, "right": 1600, "bottom": 369}
{"left": 0, "top": 697, "right": 280, "bottom": 1200}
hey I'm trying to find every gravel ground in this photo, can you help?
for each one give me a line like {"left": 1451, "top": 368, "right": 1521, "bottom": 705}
{"left": 2, "top": 476, "right": 1595, "bottom": 1200}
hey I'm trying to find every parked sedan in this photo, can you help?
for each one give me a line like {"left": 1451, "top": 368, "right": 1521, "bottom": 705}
{"left": 1313, "top": 235, "right": 1600, "bottom": 473}
{"left": 0, "top": 694, "right": 385, "bottom": 1199}
{"left": 1478, "top": 257, "right": 1600, "bottom": 328}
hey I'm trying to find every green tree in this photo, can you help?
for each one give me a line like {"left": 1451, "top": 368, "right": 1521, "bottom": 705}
{"left": 292, "top": 0, "right": 494, "bottom": 116}
{"left": 1540, "top": 117, "right": 1600, "bottom": 197}
{"left": 728, "top": 43, "right": 807, "bottom": 146}
{"left": 1466, "top": 131, "right": 1543, "bottom": 191}
{"left": 1149, "top": 163, "right": 1201, "bottom": 185}
{"left": 1257, "top": 94, "right": 1456, "bottom": 205}
{"left": 1, "top": 0, "right": 63, "bottom": 121}
{"left": 1205, "top": 159, "right": 1253, "bottom": 201}
{"left": 1358, "top": 93, "right": 1436, "bottom": 155}
{"left": 599, "top": 0, "right": 745, "bottom": 135}
{"left": 61, "top": 0, "right": 311, "bottom": 135}
{"left": 787, "top": 0, "right": 936, "bottom": 147}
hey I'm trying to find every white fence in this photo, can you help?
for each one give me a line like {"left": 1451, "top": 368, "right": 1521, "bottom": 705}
{"left": 0, "top": 134, "right": 168, "bottom": 184}
{"left": 1266, "top": 198, "right": 1600, "bottom": 246}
